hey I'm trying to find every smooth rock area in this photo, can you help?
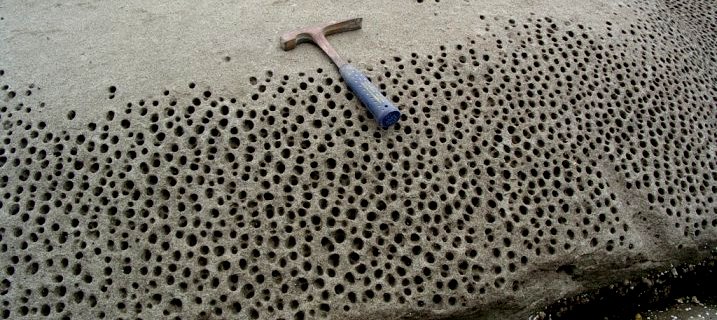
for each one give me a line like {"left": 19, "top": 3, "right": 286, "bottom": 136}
{"left": 0, "top": 0, "right": 715, "bottom": 319}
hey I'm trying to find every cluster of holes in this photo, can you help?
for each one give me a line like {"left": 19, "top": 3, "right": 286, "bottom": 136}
{"left": 1, "top": 74, "right": 43, "bottom": 119}
{"left": 107, "top": 86, "right": 116, "bottom": 100}
{"left": 1, "top": 4, "right": 716, "bottom": 320}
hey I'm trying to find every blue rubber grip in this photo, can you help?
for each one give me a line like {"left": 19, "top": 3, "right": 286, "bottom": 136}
{"left": 339, "top": 64, "right": 401, "bottom": 128}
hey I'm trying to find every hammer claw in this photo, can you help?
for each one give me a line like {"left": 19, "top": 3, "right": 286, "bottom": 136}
{"left": 280, "top": 18, "right": 362, "bottom": 52}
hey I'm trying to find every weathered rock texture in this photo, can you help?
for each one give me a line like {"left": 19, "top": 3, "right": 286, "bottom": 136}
{"left": 0, "top": 0, "right": 715, "bottom": 319}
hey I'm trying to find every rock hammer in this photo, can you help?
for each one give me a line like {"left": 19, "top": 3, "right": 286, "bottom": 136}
{"left": 280, "top": 18, "right": 401, "bottom": 128}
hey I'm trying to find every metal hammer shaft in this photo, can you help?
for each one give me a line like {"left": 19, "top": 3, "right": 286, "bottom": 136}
{"left": 280, "top": 18, "right": 401, "bottom": 128}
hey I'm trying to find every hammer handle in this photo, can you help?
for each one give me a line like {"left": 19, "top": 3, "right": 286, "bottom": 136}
{"left": 339, "top": 64, "right": 401, "bottom": 128}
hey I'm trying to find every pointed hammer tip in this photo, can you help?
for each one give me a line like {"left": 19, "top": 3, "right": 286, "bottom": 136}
{"left": 279, "top": 17, "right": 364, "bottom": 50}
{"left": 344, "top": 17, "right": 363, "bottom": 29}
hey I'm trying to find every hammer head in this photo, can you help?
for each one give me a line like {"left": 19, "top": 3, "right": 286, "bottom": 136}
{"left": 280, "top": 18, "right": 362, "bottom": 51}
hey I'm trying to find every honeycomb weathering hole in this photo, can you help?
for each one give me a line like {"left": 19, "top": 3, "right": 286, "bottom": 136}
{"left": 1, "top": 4, "right": 717, "bottom": 320}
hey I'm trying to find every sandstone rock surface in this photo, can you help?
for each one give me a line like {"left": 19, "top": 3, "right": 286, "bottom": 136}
{"left": 0, "top": 0, "right": 715, "bottom": 319}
